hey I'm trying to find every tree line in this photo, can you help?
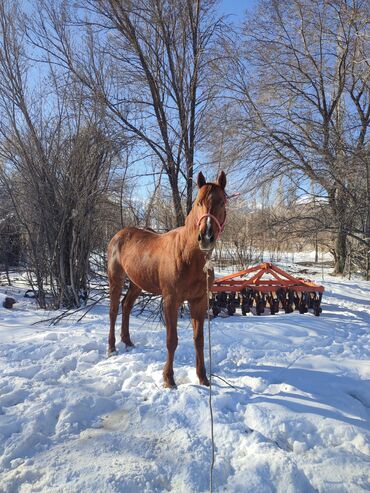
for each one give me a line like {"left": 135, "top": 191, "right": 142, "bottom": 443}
{"left": 0, "top": 0, "right": 369, "bottom": 308}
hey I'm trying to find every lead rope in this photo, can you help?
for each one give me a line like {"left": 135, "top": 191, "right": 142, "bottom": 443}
{"left": 204, "top": 256, "right": 215, "bottom": 493}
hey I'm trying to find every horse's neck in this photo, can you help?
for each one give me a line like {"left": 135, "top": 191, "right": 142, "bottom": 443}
{"left": 178, "top": 207, "right": 206, "bottom": 264}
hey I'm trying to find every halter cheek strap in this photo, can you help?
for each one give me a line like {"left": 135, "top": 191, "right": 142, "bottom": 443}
{"left": 197, "top": 213, "right": 226, "bottom": 240}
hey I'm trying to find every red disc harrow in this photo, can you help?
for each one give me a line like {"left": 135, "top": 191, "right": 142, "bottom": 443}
{"left": 211, "top": 262, "right": 324, "bottom": 317}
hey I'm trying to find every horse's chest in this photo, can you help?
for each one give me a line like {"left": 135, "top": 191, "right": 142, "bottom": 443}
{"left": 177, "top": 264, "right": 213, "bottom": 301}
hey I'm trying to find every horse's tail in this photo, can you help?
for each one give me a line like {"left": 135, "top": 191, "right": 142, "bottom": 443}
{"left": 107, "top": 231, "right": 127, "bottom": 355}
{"left": 107, "top": 230, "right": 126, "bottom": 281}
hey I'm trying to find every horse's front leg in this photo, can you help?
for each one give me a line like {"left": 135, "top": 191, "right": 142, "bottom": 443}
{"left": 189, "top": 297, "right": 210, "bottom": 386}
{"left": 163, "top": 296, "right": 179, "bottom": 388}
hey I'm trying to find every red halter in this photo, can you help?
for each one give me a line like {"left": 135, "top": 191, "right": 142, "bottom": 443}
{"left": 196, "top": 213, "right": 226, "bottom": 240}
{"left": 196, "top": 190, "right": 235, "bottom": 240}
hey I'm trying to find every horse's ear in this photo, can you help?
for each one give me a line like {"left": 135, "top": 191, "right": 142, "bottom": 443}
{"left": 217, "top": 171, "right": 226, "bottom": 190}
{"left": 197, "top": 171, "right": 206, "bottom": 188}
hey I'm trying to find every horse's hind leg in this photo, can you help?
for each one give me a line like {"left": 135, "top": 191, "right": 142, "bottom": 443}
{"left": 108, "top": 271, "right": 125, "bottom": 356}
{"left": 121, "top": 281, "right": 142, "bottom": 347}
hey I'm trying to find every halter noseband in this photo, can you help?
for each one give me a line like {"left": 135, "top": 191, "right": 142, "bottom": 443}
{"left": 196, "top": 188, "right": 229, "bottom": 240}
{"left": 196, "top": 213, "right": 226, "bottom": 240}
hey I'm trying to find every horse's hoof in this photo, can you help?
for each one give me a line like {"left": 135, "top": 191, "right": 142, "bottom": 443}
{"left": 107, "top": 349, "right": 118, "bottom": 358}
{"left": 199, "top": 377, "right": 210, "bottom": 387}
{"left": 122, "top": 339, "right": 135, "bottom": 348}
{"left": 163, "top": 380, "right": 177, "bottom": 389}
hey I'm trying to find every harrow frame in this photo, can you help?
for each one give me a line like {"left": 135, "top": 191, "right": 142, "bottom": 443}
{"left": 211, "top": 262, "right": 324, "bottom": 317}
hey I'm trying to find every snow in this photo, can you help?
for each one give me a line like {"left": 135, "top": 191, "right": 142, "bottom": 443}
{"left": 0, "top": 260, "right": 369, "bottom": 492}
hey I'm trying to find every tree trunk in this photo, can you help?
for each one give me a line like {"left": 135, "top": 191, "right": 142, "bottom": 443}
{"left": 173, "top": 189, "right": 185, "bottom": 227}
{"left": 168, "top": 166, "right": 185, "bottom": 226}
{"left": 186, "top": 164, "right": 194, "bottom": 216}
{"left": 365, "top": 155, "right": 370, "bottom": 280}
{"left": 333, "top": 228, "right": 347, "bottom": 275}
{"left": 328, "top": 185, "right": 348, "bottom": 276}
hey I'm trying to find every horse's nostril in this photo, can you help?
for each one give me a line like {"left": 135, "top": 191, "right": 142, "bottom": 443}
{"left": 209, "top": 234, "right": 215, "bottom": 243}
{"left": 198, "top": 233, "right": 202, "bottom": 242}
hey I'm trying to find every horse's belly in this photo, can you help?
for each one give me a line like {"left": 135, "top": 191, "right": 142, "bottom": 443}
{"left": 123, "top": 255, "right": 162, "bottom": 295}
{"left": 131, "top": 277, "right": 162, "bottom": 296}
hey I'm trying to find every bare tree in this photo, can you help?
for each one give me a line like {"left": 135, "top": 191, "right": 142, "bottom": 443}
{"left": 213, "top": 0, "right": 370, "bottom": 274}
{"left": 0, "top": 177, "right": 22, "bottom": 285}
{"left": 29, "top": 0, "right": 222, "bottom": 226}
{"left": 0, "top": 1, "right": 119, "bottom": 307}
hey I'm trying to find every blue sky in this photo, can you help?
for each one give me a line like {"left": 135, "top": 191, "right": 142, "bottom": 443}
{"left": 219, "top": 0, "right": 257, "bottom": 18}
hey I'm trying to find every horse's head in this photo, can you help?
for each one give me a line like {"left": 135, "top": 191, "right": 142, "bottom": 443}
{"left": 195, "top": 171, "right": 227, "bottom": 252}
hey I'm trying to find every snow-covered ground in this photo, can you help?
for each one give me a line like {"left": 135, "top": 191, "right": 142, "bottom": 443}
{"left": 0, "top": 260, "right": 369, "bottom": 493}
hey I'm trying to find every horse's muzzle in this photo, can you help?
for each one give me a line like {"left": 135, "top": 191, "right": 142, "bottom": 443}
{"left": 198, "top": 231, "right": 215, "bottom": 251}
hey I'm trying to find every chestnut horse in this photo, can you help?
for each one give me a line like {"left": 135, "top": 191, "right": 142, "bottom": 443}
{"left": 107, "top": 171, "right": 227, "bottom": 388}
